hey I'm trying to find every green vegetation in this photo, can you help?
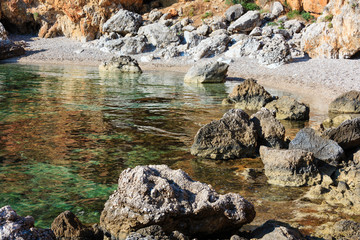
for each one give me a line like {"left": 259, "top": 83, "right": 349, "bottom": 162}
{"left": 188, "top": 7, "right": 195, "bottom": 17}
{"left": 287, "top": 10, "right": 314, "bottom": 22}
{"left": 33, "top": 12, "right": 39, "bottom": 21}
{"left": 225, "top": 0, "right": 260, "bottom": 11}
{"left": 203, "top": 0, "right": 210, "bottom": 2}
{"left": 287, "top": 10, "right": 300, "bottom": 19}
{"left": 201, "top": 11, "right": 213, "bottom": 19}
{"left": 324, "top": 14, "right": 333, "bottom": 22}
{"left": 267, "top": 21, "right": 278, "bottom": 26}
{"left": 328, "top": 22, "right": 333, "bottom": 28}
{"left": 301, "top": 11, "right": 314, "bottom": 21}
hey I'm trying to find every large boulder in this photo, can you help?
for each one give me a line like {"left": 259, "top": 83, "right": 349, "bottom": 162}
{"left": 317, "top": 220, "right": 360, "bottom": 240}
{"left": 222, "top": 79, "right": 273, "bottom": 111}
{"left": 191, "top": 34, "right": 230, "bottom": 60}
{"left": 138, "top": 23, "right": 180, "bottom": 48}
{"left": 184, "top": 61, "right": 229, "bottom": 83}
{"left": 250, "top": 108, "right": 286, "bottom": 149}
{"left": 354, "top": 149, "right": 360, "bottom": 165}
{"left": 251, "top": 220, "right": 305, "bottom": 240}
{"left": 260, "top": 146, "right": 321, "bottom": 187}
{"left": 102, "top": 9, "right": 142, "bottom": 35}
{"left": 0, "top": 205, "right": 55, "bottom": 239}
{"left": 322, "top": 118, "right": 360, "bottom": 150}
{"left": 225, "top": 4, "right": 244, "bottom": 22}
{"left": 100, "top": 165, "right": 256, "bottom": 239}
{"left": 271, "top": 2, "right": 284, "bottom": 17}
{"left": 99, "top": 36, "right": 147, "bottom": 55}
{"left": 257, "top": 35, "right": 292, "bottom": 68}
{"left": 265, "top": 96, "right": 310, "bottom": 120}
{"left": 99, "top": 56, "right": 142, "bottom": 73}
{"left": 225, "top": 36, "right": 262, "bottom": 59}
{"left": 0, "top": 39, "right": 26, "bottom": 60}
{"left": 228, "top": 11, "right": 261, "bottom": 33}
{"left": 328, "top": 90, "right": 360, "bottom": 114}
{"left": 191, "top": 109, "right": 258, "bottom": 160}
{"left": 289, "top": 128, "right": 345, "bottom": 167}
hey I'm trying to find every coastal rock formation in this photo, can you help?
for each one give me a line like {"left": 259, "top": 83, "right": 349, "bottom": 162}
{"left": 225, "top": 4, "right": 244, "bottom": 22}
{"left": 317, "top": 220, "right": 360, "bottom": 240}
{"left": 228, "top": 11, "right": 261, "bottom": 33}
{"left": 260, "top": 146, "right": 321, "bottom": 187}
{"left": 191, "top": 109, "right": 258, "bottom": 159}
{"left": 251, "top": 220, "right": 305, "bottom": 240}
{"left": 322, "top": 114, "right": 359, "bottom": 128}
{"left": 184, "top": 61, "right": 229, "bottom": 83}
{"left": 223, "top": 79, "right": 273, "bottom": 111}
{"left": 138, "top": 23, "right": 180, "bottom": 48}
{"left": 98, "top": 35, "right": 147, "bottom": 55}
{"left": 100, "top": 165, "right": 256, "bottom": 239}
{"left": 265, "top": 96, "right": 310, "bottom": 120}
{"left": 328, "top": 90, "right": 360, "bottom": 113}
{"left": 0, "top": 205, "right": 55, "bottom": 240}
{"left": 250, "top": 108, "right": 286, "bottom": 149}
{"left": 289, "top": 128, "right": 344, "bottom": 167}
{"left": 191, "top": 34, "right": 230, "bottom": 60}
{"left": 276, "top": 0, "right": 329, "bottom": 15}
{"left": 0, "top": 21, "right": 7, "bottom": 39}
{"left": 102, "top": 9, "right": 142, "bottom": 36}
{"left": 257, "top": 35, "right": 292, "bottom": 68}
{"left": 99, "top": 56, "right": 142, "bottom": 73}
{"left": 0, "top": 21, "right": 25, "bottom": 60}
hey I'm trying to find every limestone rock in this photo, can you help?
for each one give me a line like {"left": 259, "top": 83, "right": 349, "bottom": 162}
{"left": 265, "top": 96, "right": 310, "bottom": 120}
{"left": 260, "top": 146, "right": 321, "bottom": 187}
{"left": 225, "top": 36, "right": 262, "bottom": 59}
{"left": 100, "top": 165, "right": 256, "bottom": 239}
{"left": 257, "top": 35, "right": 292, "bottom": 68}
{"left": 191, "top": 109, "right": 258, "bottom": 159}
{"left": 149, "top": 9, "right": 163, "bottom": 22}
{"left": 138, "top": 23, "right": 180, "bottom": 48}
{"left": 99, "top": 36, "right": 147, "bottom": 55}
{"left": 271, "top": 2, "right": 284, "bottom": 17}
{"left": 251, "top": 220, "right": 305, "bottom": 240}
{"left": 329, "top": 90, "right": 360, "bottom": 114}
{"left": 225, "top": 4, "right": 244, "bottom": 22}
{"left": 102, "top": 9, "right": 142, "bottom": 36}
{"left": 228, "top": 11, "right": 261, "bottom": 33}
{"left": 184, "top": 61, "right": 229, "bottom": 83}
{"left": 192, "top": 34, "right": 230, "bottom": 60}
{"left": 196, "top": 24, "right": 210, "bottom": 36}
{"left": 284, "top": 20, "right": 305, "bottom": 36}
{"left": 0, "top": 39, "right": 26, "bottom": 60}
{"left": 277, "top": 0, "right": 329, "bottom": 15}
{"left": 99, "top": 56, "right": 142, "bottom": 73}
{"left": 317, "top": 220, "right": 360, "bottom": 240}
{"left": 184, "top": 31, "right": 205, "bottom": 49}
{"left": 354, "top": 150, "right": 360, "bottom": 165}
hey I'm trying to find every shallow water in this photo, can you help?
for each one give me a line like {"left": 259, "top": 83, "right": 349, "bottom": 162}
{"left": 0, "top": 63, "right": 338, "bottom": 232}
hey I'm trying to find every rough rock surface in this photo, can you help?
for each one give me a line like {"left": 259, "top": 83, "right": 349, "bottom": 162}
{"left": 317, "top": 220, "right": 360, "bottom": 240}
{"left": 191, "top": 109, "right": 258, "bottom": 159}
{"left": 100, "top": 165, "right": 256, "bottom": 239}
{"left": 354, "top": 150, "right": 360, "bottom": 165}
{"left": 0, "top": 205, "right": 55, "bottom": 240}
{"left": 228, "top": 11, "right": 261, "bottom": 33}
{"left": 328, "top": 90, "right": 360, "bottom": 113}
{"left": 322, "top": 114, "right": 359, "bottom": 129}
{"left": 99, "top": 36, "right": 147, "bottom": 55}
{"left": 184, "top": 61, "right": 229, "bottom": 83}
{"left": 265, "top": 96, "right": 310, "bottom": 120}
{"left": 102, "top": 9, "right": 142, "bottom": 35}
{"left": 225, "top": 36, "right": 262, "bottom": 59}
{"left": 251, "top": 220, "right": 305, "bottom": 240}
{"left": 276, "top": 0, "right": 329, "bottom": 15}
{"left": 0, "top": 22, "right": 7, "bottom": 39}
{"left": 99, "top": 56, "right": 142, "bottom": 73}
{"left": 322, "top": 118, "right": 360, "bottom": 150}
{"left": 223, "top": 79, "right": 273, "bottom": 111}
{"left": 0, "top": 39, "right": 26, "bottom": 60}
{"left": 260, "top": 146, "right": 321, "bottom": 187}
{"left": 225, "top": 4, "right": 244, "bottom": 22}
{"left": 271, "top": 2, "right": 284, "bottom": 17}
{"left": 257, "top": 35, "right": 292, "bottom": 68}
{"left": 289, "top": 128, "right": 344, "bottom": 167}
{"left": 138, "top": 23, "right": 179, "bottom": 48}
{"left": 250, "top": 108, "right": 286, "bottom": 149}
{"left": 192, "top": 34, "right": 230, "bottom": 60}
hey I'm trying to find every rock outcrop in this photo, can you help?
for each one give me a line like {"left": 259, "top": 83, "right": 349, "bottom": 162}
{"left": 102, "top": 9, "right": 142, "bottom": 36}
{"left": 265, "top": 96, "right": 310, "bottom": 120}
{"left": 184, "top": 61, "right": 229, "bottom": 83}
{"left": 100, "top": 165, "right": 256, "bottom": 239}
{"left": 257, "top": 35, "right": 292, "bottom": 68}
{"left": 99, "top": 56, "right": 142, "bottom": 73}
{"left": 138, "top": 23, "right": 180, "bottom": 48}
{"left": 191, "top": 33, "right": 230, "bottom": 60}
{"left": 328, "top": 90, "right": 360, "bottom": 114}
{"left": 225, "top": 4, "right": 244, "bottom": 22}
{"left": 228, "top": 11, "right": 261, "bottom": 33}
{"left": 317, "top": 220, "right": 360, "bottom": 240}
{"left": 276, "top": 0, "right": 329, "bottom": 15}
{"left": 191, "top": 109, "right": 258, "bottom": 160}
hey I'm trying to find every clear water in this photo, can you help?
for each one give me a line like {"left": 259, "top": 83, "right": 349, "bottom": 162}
{"left": 0, "top": 63, "right": 338, "bottom": 232}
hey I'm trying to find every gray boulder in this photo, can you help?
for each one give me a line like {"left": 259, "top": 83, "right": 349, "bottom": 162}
{"left": 192, "top": 34, "right": 230, "bottom": 60}
{"left": 196, "top": 24, "right": 210, "bottom": 36}
{"left": 184, "top": 31, "right": 205, "bottom": 48}
{"left": 99, "top": 56, "right": 142, "bottom": 73}
{"left": 284, "top": 20, "right": 305, "bottom": 36}
{"left": 138, "top": 23, "right": 180, "bottom": 48}
{"left": 100, "top": 165, "right": 256, "bottom": 238}
{"left": 251, "top": 220, "right": 305, "bottom": 240}
{"left": 0, "top": 205, "right": 55, "bottom": 240}
{"left": 257, "top": 35, "right": 292, "bottom": 68}
{"left": 260, "top": 146, "right": 321, "bottom": 187}
{"left": 149, "top": 9, "right": 163, "bottom": 22}
{"left": 329, "top": 90, "right": 360, "bottom": 113}
{"left": 271, "top": 1, "right": 284, "bottom": 17}
{"left": 0, "top": 39, "right": 26, "bottom": 60}
{"left": 100, "top": 36, "right": 147, "bottom": 55}
{"left": 225, "top": 36, "right": 262, "bottom": 59}
{"left": 184, "top": 61, "right": 229, "bottom": 83}
{"left": 289, "top": 128, "right": 345, "bottom": 167}
{"left": 191, "top": 109, "right": 258, "bottom": 159}
{"left": 265, "top": 96, "right": 310, "bottom": 120}
{"left": 209, "top": 16, "right": 227, "bottom": 31}
{"left": 225, "top": 4, "right": 244, "bottom": 22}
{"left": 102, "top": 9, "right": 142, "bottom": 35}
{"left": 228, "top": 11, "right": 261, "bottom": 33}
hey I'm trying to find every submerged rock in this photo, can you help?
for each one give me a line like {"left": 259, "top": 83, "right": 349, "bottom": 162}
{"left": 329, "top": 90, "right": 360, "bottom": 114}
{"left": 191, "top": 109, "right": 258, "bottom": 160}
{"left": 184, "top": 61, "right": 229, "bottom": 83}
{"left": 99, "top": 56, "right": 142, "bottom": 73}
{"left": 102, "top": 9, "right": 142, "bottom": 36}
{"left": 265, "top": 96, "right": 310, "bottom": 120}
{"left": 100, "top": 165, "right": 256, "bottom": 239}
{"left": 322, "top": 114, "right": 359, "bottom": 128}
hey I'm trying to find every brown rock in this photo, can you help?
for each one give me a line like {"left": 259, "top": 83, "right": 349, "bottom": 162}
{"left": 329, "top": 90, "right": 360, "bottom": 114}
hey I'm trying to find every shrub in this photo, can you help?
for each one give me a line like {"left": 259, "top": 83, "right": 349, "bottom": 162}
{"left": 203, "top": 0, "right": 210, "bottom": 2}
{"left": 242, "top": 2, "right": 260, "bottom": 11}
{"left": 301, "top": 11, "right": 314, "bottom": 21}
{"left": 328, "top": 22, "right": 333, "bottom": 28}
{"left": 201, "top": 11, "right": 213, "bottom": 19}
{"left": 33, "top": 12, "right": 40, "bottom": 21}
{"left": 324, "top": 14, "right": 333, "bottom": 22}
{"left": 188, "top": 7, "right": 195, "bottom": 17}
{"left": 267, "top": 21, "right": 278, "bottom": 26}
{"left": 287, "top": 10, "right": 300, "bottom": 19}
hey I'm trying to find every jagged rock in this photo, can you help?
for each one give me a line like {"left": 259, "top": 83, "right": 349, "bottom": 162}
{"left": 257, "top": 35, "right": 292, "bottom": 68}
{"left": 260, "top": 146, "right": 321, "bottom": 187}
{"left": 222, "top": 79, "right": 273, "bottom": 111}
{"left": 99, "top": 36, "right": 147, "bottom": 55}
{"left": 184, "top": 31, "right": 205, "bottom": 48}
{"left": 249, "top": 27, "right": 262, "bottom": 36}
{"left": 225, "top": 4, "right": 244, "bottom": 22}
{"left": 99, "top": 56, "right": 142, "bottom": 73}
{"left": 265, "top": 96, "right": 310, "bottom": 120}
{"left": 100, "top": 165, "right": 256, "bottom": 239}
{"left": 317, "top": 220, "right": 360, "bottom": 240}
{"left": 225, "top": 36, "right": 262, "bottom": 59}
{"left": 0, "top": 205, "right": 55, "bottom": 240}
{"left": 289, "top": 128, "right": 345, "bottom": 167}
{"left": 322, "top": 114, "right": 359, "bottom": 128}
{"left": 149, "top": 9, "right": 163, "bottom": 22}
{"left": 251, "top": 220, "right": 305, "bottom": 240}
{"left": 209, "top": 16, "right": 227, "bottom": 31}
{"left": 138, "top": 23, "right": 180, "bottom": 48}
{"left": 191, "top": 109, "right": 258, "bottom": 159}
{"left": 322, "top": 118, "right": 360, "bottom": 150}
{"left": 250, "top": 108, "right": 286, "bottom": 149}
{"left": 126, "top": 225, "right": 170, "bottom": 240}
{"left": 0, "top": 39, "right": 26, "bottom": 60}
{"left": 102, "top": 9, "right": 142, "bottom": 35}
{"left": 329, "top": 90, "right": 360, "bottom": 113}
{"left": 228, "top": 11, "right": 261, "bottom": 33}
{"left": 271, "top": 2, "right": 284, "bottom": 17}
{"left": 284, "top": 20, "right": 305, "bottom": 36}
{"left": 184, "top": 61, "right": 229, "bottom": 83}
{"left": 191, "top": 34, "right": 230, "bottom": 60}
{"left": 196, "top": 24, "right": 210, "bottom": 36}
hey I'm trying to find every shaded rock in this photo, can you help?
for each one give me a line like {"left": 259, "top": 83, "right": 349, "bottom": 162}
{"left": 260, "top": 146, "right": 321, "bottom": 187}
{"left": 126, "top": 225, "right": 170, "bottom": 240}
{"left": 0, "top": 39, "right": 26, "bottom": 60}
{"left": 191, "top": 109, "right": 258, "bottom": 159}
{"left": 99, "top": 56, "right": 142, "bottom": 73}
{"left": 354, "top": 150, "right": 360, "bottom": 165}
{"left": 184, "top": 61, "right": 229, "bottom": 83}
{"left": 250, "top": 108, "right": 286, "bottom": 149}
{"left": 225, "top": 4, "right": 244, "bottom": 22}
{"left": 322, "top": 114, "right": 359, "bottom": 128}
{"left": 184, "top": 31, "right": 205, "bottom": 49}
{"left": 100, "top": 165, "right": 256, "bottom": 239}
{"left": 138, "top": 23, "right": 180, "bottom": 48}
{"left": 149, "top": 9, "right": 163, "bottom": 22}
{"left": 102, "top": 9, "right": 142, "bottom": 35}
{"left": 265, "top": 96, "right": 310, "bottom": 120}
{"left": 322, "top": 118, "right": 360, "bottom": 150}
{"left": 289, "top": 128, "right": 345, "bottom": 167}
{"left": 251, "top": 220, "right": 305, "bottom": 240}
{"left": 192, "top": 34, "right": 230, "bottom": 60}
{"left": 329, "top": 90, "right": 360, "bottom": 114}
{"left": 0, "top": 205, "right": 55, "bottom": 240}
{"left": 249, "top": 27, "right": 262, "bottom": 36}
{"left": 271, "top": 2, "right": 284, "bottom": 17}
{"left": 257, "top": 35, "right": 292, "bottom": 68}
{"left": 228, "top": 11, "right": 261, "bottom": 33}
{"left": 223, "top": 79, "right": 273, "bottom": 111}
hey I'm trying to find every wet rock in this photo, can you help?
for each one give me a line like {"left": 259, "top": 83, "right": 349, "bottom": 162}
{"left": 184, "top": 61, "right": 229, "bottom": 83}
{"left": 250, "top": 108, "right": 286, "bottom": 149}
{"left": 225, "top": 4, "right": 244, "bottom": 22}
{"left": 271, "top": 2, "right": 284, "bottom": 17}
{"left": 102, "top": 9, "right": 142, "bottom": 36}
{"left": 265, "top": 96, "right": 310, "bottom": 120}
{"left": 260, "top": 146, "right": 321, "bottom": 187}
{"left": 100, "top": 165, "right": 256, "bottom": 239}
{"left": 0, "top": 205, "right": 55, "bottom": 239}
{"left": 322, "top": 118, "right": 360, "bottom": 150}
{"left": 322, "top": 114, "right": 359, "bottom": 128}
{"left": 138, "top": 23, "right": 180, "bottom": 48}
{"left": 257, "top": 35, "right": 292, "bottom": 68}
{"left": 223, "top": 79, "right": 273, "bottom": 111}
{"left": 99, "top": 56, "right": 142, "bottom": 73}
{"left": 191, "top": 109, "right": 258, "bottom": 159}
{"left": 289, "top": 128, "right": 345, "bottom": 167}
{"left": 329, "top": 90, "right": 360, "bottom": 114}
{"left": 192, "top": 34, "right": 230, "bottom": 60}
{"left": 228, "top": 11, "right": 261, "bottom": 33}
{"left": 251, "top": 220, "right": 305, "bottom": 240}
{"left": 99, "top": 36, "right": 147, "bottom": 55}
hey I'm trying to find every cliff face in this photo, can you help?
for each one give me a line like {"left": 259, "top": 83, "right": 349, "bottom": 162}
{"left": 256, "top": 0, "right": 329, "bottom": 15}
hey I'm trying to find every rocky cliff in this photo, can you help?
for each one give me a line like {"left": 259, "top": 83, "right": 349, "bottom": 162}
{"left": 256, "top": 0, "right": 329, "bottom": 15}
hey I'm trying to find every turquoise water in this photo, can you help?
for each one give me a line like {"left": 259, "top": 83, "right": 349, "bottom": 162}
{"left": 0, "top": 63, "right": 330, "bottom": 231}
